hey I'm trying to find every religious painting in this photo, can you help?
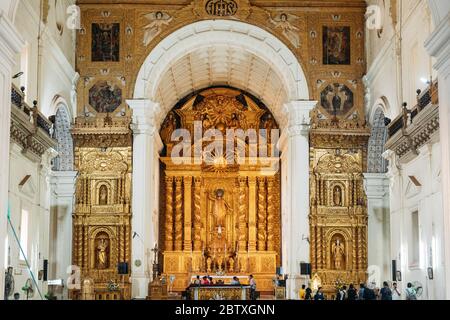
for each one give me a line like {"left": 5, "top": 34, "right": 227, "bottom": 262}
{"left": 323, "top": 26, "right": 351, "bottom": 65}
{"left": 92, "top": 23, "right": 120, "bottom": 62}
{"left": 320, "top": 83, "right": 354, "bottom": 117}
{"left": 89, "top": 81, "right": 122, "bottom": 113}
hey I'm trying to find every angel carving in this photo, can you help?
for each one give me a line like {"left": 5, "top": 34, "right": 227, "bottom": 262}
{"left": 268, "top": 13, "right": 300, "bottom": 48}
{"left": 143, "top": 11, "right": 173, "bottom": 47}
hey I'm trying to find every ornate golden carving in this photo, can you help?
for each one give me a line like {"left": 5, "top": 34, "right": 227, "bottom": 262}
{"left": 71, "top": 146, "right": 132, "bottom": 300}
{"left": 164, "top": 176, "right": 174, "bottom": 251}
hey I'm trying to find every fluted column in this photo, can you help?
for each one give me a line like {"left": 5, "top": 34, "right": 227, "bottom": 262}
{"left": 248, "top": 177, "right": 257, "bottom": 251}
{"left": 279, "top": 100, "right": 316, "bottom": 299}
{"left": 0, "top": 11, "right": 24, "bottom": 299}
{"left": 174, "top": 177, "right": 183, "bottom": 251}
{"left": 266, "top": 177, "right": 276, "bottom": 251}
{"left": 128, "top": 99, "right": 163, "bottom": 298}
{"left": 257, "top": 177, "right": 267, "bottom": 251}
{"left": 183, "top": 176, "right": 192, "bottom": 251}
{"left": 164, "top": 177, "right": 174, "bottom": 251}
{"left": 193, "top": 177, "right": 202, "bottom": 251}
{"left": 238, "top": 177, "right": 247, "bottom": 251}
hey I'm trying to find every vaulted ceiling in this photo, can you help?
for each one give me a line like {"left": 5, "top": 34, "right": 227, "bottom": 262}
{"left": 155, "top": 45, "right": 287, "bottom": 115}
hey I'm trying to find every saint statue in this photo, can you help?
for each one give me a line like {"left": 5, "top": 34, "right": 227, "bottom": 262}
{"left": 228, "top": 257, "right": 235, "bottom": 272}
{"left": 97, "top": 239, "right": 109, "bottom": 269}
{"left": 209, "top": 189, "right": 232, "bottom": 228}
{"left": 206, "top": 257, "right": 212, "bottom": 273}
{"left": 99, "top": 185, "right": 108, "bottom": 205}
{"left": 160, "top": 112, "right": 177, "bottom": 144}
{"left": 331, "top": 238, "right": 345, "bottom": 270}
{"left": 333, "top": 186, "right": 342, "bottom": 206}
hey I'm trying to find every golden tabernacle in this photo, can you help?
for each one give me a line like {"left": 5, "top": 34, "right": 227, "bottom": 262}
{"left": 160, "top": 87, "right": 281, "bottom": 293}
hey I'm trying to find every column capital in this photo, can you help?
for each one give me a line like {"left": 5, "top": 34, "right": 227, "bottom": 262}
{"left": 0, "top": 11, "right": 25, "bottom": 67}
{"left": 363, "top": 173, "right": 390, "bottom": 199}
{"left": 425, "top": 12, "right": 450, "bottom": 78}
{"left": 50, "top": 171, "right": 78, "bottom": 197}
{"left": 128, "top": 99, "right": 161, "bottom": 135}
{"left": 283, "top": 100, "right": 317, "bottom": 136}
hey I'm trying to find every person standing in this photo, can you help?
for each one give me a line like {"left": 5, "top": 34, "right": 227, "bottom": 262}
{"left": 299, "top": 285, "right": 306, "bottom": 300}
{"left": 380, "top": 281, "right": 393, "bottom": 300}
{"left": 249, "top": 275, "right": 257, "bottom": 300}
{"left": 336, "top": 286, "right": 347, "bottom": 301}
{"left": 405, "top": 283, "right": 417, "bottom": 300}
{"left": 358, "top": 283, "right": 365, "bottom": 300}
{"left": 347, "top": 284, "right": 357, "bottom": 300}
{"left": 392, "top": 282, "right": 401, "bottom": 300}
{"left": 314, "top": 287, "right": 325, "bottom": 300}
{"left": 305, "top": 287, "right": 313, "bottom": 300}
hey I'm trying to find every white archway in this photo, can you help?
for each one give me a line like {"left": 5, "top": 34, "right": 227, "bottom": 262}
{"left": 133, "top": 19, "right": 310, "bottom": 129}
{"left": 128, "top": 19, "right": 315, "bottom": 300}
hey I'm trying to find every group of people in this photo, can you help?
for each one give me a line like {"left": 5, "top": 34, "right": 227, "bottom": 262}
{"left": 191, "top": 275, "right": 258, "bottom": 300}
{"left": 299, "top": 282, "right": 418, "bottom": 301}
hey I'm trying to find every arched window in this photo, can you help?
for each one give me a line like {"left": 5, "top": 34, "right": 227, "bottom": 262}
{"left": 367, "top": 108, "right": 388, "bottom": 173}
{"left": 52, "top": 105, "right": 74, "bottom": 171}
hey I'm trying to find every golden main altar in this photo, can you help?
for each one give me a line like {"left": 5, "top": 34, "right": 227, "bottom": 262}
{"left": 160, "top": 87, "right": 281, "bottom": 293}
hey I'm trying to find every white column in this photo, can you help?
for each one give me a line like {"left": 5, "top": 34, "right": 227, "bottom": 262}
{"left": 128, "top": 99, "right": 163, "bottom": 299}
{"left": 280, "top": 100, "right": 316, "bottom": 299}
{"left": 363, "top": 173, "right": 390, "bottom": 287}
{"left": 383, "top": 150, "right": 404, "bottom": 294}
{"left": 425, "top": 12, "right": 450, "bottom": 299}
{"left": 50, "top": 171, "right": 77, "bottom": 300}
{"left": 0, "top": 11, "right": 24, "bottom": 300}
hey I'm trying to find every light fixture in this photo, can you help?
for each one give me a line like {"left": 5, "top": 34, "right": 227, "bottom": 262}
{"left": 420, "top": 77, "right": 430, "bottom": 85}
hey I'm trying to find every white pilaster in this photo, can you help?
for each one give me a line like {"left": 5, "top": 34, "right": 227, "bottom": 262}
{"left": 0, "top": 10, "right": 24, "bottom": 300}
{"left": 364, "top": 173, "right": 390, "bottom": 287}
{"left": 425, "top": 11, "right": 450, "bottom": 300}
{"left": 50, "top": 170, "right": 77, "bottom": 300}
{"left": 280, "top": 100, "right": 316, "bottom": 300}
{"left": 128, "top": 99, "right": 163, "bottom": 299}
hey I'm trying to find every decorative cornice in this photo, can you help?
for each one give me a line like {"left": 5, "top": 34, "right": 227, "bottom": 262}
{"left": 10, "top": 104, "right": 57, "bottom": 162}
{"left": 385, "top": 104, "right": 440, "bottom": 162}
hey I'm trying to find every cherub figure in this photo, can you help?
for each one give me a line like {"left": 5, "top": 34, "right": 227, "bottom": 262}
{"left": 143, "top": 11, "right": 173, "bottom": 46}
{"left": 269, "top": 13, "right": 300, "bottom": 48}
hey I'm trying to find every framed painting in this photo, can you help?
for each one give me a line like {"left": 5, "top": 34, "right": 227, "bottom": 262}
{"left": 323, "top": 26, "right": 351, "bottom": 65}
{"left": 92, "top": 23, "right": 120, "bottom": 62}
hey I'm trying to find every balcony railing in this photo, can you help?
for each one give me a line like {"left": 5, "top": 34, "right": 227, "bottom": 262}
{"left": 11, "top": 84, "right": 53, "bottom": 137}
{"left": 387, "top": 80, "right": 438, "bottom": 138}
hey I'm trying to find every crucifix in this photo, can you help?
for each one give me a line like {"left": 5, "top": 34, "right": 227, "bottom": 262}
{"left": 151, "top": 244, "right": 160, "bottom": 280}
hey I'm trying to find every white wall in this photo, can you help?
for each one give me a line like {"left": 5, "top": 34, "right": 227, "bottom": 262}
{"left": 386, "top": 141, "right": 444, "bottom": 299}
{"left": 7, "top": 144, "right": 55, "bottom": 300}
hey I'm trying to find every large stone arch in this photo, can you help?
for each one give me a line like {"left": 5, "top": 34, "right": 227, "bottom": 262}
{"left": 129, "top": 18, "right": 315, "bottom": 300}
{"left": 133, "top": 19, "right": 310, "bottom": 130}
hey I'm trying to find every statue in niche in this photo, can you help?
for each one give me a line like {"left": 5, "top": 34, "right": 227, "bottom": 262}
{"left": 228, "top": 257, "right": 235, "bottom": 272}
{"left": 143, "top": 11, "right": 173, "bottom": 47}
{"left": 331, "top": 238, "right": 345, "bottom": 270}
{"left": 333, "top": 186, "right": 342, "bottom": 207}
{"left": 209, "top": 189, "right": 232, "bottom": 228}
{"left": 161, "top": 112, "right": 177, "bottom": 144}
{"left": 99, "top": 185, "right": 108, "bottom": 205}
{"left": 206, "top": 257, "right": 212, "bottom": 273}
{"left": 96, "top": 238, "right": 109, "bottom": 269}
{"left": 268, "top": 13, "right": 300, "bottom": 48}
